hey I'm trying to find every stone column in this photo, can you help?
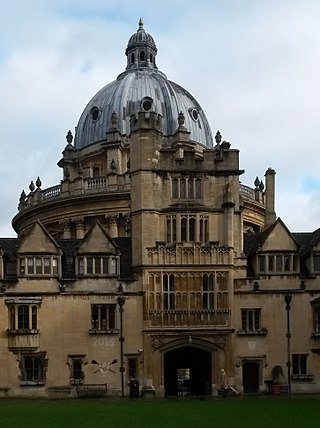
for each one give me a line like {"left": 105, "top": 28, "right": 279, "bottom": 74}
{"left": 74, "top": 217, "right": 85, "bottom": 239}
{"left": 107, "top": 214, "right": 119, "bottom": 238}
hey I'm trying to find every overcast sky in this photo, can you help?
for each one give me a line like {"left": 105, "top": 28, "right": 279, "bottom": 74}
{"left": 1, "top": 0, "right": 320, "bottom": 236}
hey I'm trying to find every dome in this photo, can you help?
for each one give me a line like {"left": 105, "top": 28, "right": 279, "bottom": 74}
{"left": 74, "top": 20, "right": 214, "bottom": 149}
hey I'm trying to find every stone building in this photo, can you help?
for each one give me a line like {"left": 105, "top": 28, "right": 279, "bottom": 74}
{"left": 0, "top": 20, "right": 320, "bottom": 397}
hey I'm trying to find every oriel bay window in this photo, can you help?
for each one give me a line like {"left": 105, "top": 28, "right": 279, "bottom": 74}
{"left": 6, "top": 299, "right": 41, "bottom": 332}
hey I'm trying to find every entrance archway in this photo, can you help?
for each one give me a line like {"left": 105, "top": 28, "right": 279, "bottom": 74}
{"left": 164, "top": 347, "right": 211, "bottom": 396}
{"left": 242, "top": 361, "right": 259, "bottom": 394}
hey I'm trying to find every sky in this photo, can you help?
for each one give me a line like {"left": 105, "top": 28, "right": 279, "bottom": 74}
{"left": 1, "top": 0, "right": 320, "bottom": 236}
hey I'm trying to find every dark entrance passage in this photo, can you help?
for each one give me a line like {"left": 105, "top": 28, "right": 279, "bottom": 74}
{"left": 242, "top": 361, "right": 259, "bottom": 394}
{"left": 164, "top": 347, "right": 211, "bottom": 396}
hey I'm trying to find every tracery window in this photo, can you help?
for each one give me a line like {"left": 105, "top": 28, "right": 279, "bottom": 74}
{"left": 166, "top": 214, "right": 208, "bottom": 244}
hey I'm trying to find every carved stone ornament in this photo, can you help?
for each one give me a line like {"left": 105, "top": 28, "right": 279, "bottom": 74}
{"left": 212, "top": 335, "right": 226, "bottom": 348}
{"left": 151, "top": 336, "right": 164, "bottom": 349}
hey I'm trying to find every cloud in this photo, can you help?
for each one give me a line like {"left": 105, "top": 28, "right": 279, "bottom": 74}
{"left": 1, "top": 1, "right": 320, "bottom": 236}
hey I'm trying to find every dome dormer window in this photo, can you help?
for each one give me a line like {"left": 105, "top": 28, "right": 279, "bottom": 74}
{"left": 190, "top": 108, "right": 199, "bottom": 121}
{"left": 90, "top": 106, "right": 101, "bottom": 122}
{"left": 141, "top": 97, "right": 153, "bottom": 112}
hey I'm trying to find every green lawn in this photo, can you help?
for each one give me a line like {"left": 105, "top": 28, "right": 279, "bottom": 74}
{"left": 0, "top": 397, "right": 320, "bottom": 428}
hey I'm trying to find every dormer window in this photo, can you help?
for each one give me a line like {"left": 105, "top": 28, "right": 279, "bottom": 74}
{"left": 313, "top": 255, "right": 320, "bottom": 272}
{"left": 257, "top": 253, "right": 299, "bottom": 274}
{"left": 19, "top": 256, "right": 59, "bottom": 277}
{"left": 77, "top": 255, "right": 119, "bottom": 277}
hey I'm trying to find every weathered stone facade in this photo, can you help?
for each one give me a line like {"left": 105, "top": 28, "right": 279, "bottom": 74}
{"left": 0, "top": 21, "right": 319, "bottom": 398}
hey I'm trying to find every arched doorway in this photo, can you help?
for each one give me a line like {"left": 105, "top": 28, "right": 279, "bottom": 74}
{"left": 242, "top": 361, "right": 259, "bottom": 394}
{"left": 164, "top": 347, "right": 211, "bottom": 396}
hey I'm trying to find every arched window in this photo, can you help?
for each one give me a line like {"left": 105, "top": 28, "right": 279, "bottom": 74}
{"left": 131, "top": 53, "right": 135, "bottom": 63}
{"left": 140, "top": 51, "right": 145, "bottom": 61}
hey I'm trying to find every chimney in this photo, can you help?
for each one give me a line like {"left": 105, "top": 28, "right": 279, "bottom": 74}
{"left": 264, "top": 167, "right": 276, "bottom": 227}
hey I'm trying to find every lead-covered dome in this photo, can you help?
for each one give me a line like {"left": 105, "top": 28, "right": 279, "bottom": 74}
{"left": 75, "top": 20, "right": 213, "bottom": 149}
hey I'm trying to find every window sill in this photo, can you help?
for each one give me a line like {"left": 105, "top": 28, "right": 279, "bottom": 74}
{"left": 20, "top": 381, "right": 45, "bottom": 386}
{"left": 70, "top": 379, "right": 84, "bottom": 385}
{"left": 237, "top": 329, "right": 267, "bottom": 336}
{"left": 291, "top": 374, "right": 313, "bottom": 381}
{"left": 89, "top": 329, "right": 119, "bottom": 334}
{"left": 7, "top": 329, "right": 39, "bottom": 335}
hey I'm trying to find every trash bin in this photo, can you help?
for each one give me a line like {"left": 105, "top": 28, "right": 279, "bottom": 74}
{"left": 130, "top": 379, "right": 139, "bottom": 398}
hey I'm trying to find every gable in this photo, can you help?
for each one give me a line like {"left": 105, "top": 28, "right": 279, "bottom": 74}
{"left": 261, "top": 221, "right": 298, "bottom": 252}
{"left": 77, "top": 222, "right": 118, "bottom": 255}
{"left": 17, "top": 222, "right": 60, "bottom": 255}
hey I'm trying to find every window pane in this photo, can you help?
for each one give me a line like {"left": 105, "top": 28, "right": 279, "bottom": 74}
{"left": 73, "top": 360, "right": 82, "bottom": 380}
{"left": 166, "top": 218, "right": 171, "bottom": 242}
{"left": 268, "top": 255, "right": 274, "bottom": 272}
{"left": 20, "top": 259, "right": 26, "bottom": 275}
{"left": 258, "top": 256, "right": 265, "bottom": 272}
{"left": 78, "top": 258, "right": 84, "bottom": 275}
{"left": 172, "top": 179, "right": 178, "bottom": 198}
{"left": 181, "top": 218, "right": 187, "bottom": 241}
{"left": 314, "top": 255, "right": 320, "bottom": 272}
{"left": 44, "top": 258, "right": 50, "bottom": 274}
{"left": 187, "top": 179, "right": 193, "bottom": 198}
{"left": 276, "top": 255, "right": 282, "bottom": 272}
{"left": 32, "top": 306, "right": 37, "bottom": 330}
{"left": 189, "top": 218, "right": 195, "bottom": 241}
{"left": 95, "top": 257, "right": 101, "bottom": 274}
{"left": 284, "top": 255, "right": 290, "bottom": 271}
{"left": 180, "top": 179, "right": 186, "bottom": 198}
{"left": 102, "top": 258, "right": 109, "bottom": 274}
{"left": 27, "top": 258, "right": 34, "bottom": 275}
{"left": 52, "top": 258, "right": 58, "bottom": 275}
{"left": 87, "top": 258, "right": 93, "bottom": 274}
{"left": 111, "top": 258, "right": 117, "bottom": 274}
{"left": 35, "top": 258, "right": 42, "bottom": 274}
{"left": 195, "top": 179, "right": 201, "bottom": 198}
{"left": 18, "top": 305, "right": 29, "bottom": 329}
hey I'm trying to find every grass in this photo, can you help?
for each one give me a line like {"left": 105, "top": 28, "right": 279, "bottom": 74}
{"left": 0, "top": 397, "right": 320, "bottom": 428}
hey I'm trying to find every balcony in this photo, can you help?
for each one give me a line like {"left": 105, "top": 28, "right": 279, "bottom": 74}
{"left": 18, "top": 174, "right": 131, "bottom": 212}
{"left": 148, "top": 309, "right": 230, "bottom": 328}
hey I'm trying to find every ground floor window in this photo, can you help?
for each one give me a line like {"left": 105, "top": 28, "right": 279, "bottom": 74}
{"left": 19, "top": 352, "right": 47, "bottom": 385}
{"left": 292, "top": 354, "right": 307, "bottom": 375}
{"left": 68, "top": 355, "right": 85, "bottom": 384}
